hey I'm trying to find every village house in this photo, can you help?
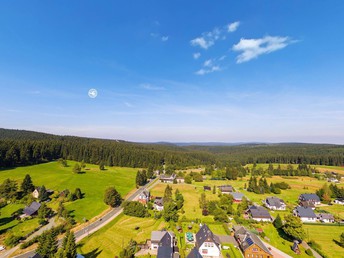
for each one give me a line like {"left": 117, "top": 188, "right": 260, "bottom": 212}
{"left": 234, "top": 225, "right": 273, "bottom": 258}
{"left": 317, "top": 213, "right": 335, "bottom": 223}
{"left": 138, "top": 189, "right": 150, "bottom": 205}
{"left": 247, "top": 205, "right": 272, "bottom": 222}
{"left": 299, "top": 193, "right": 321, "bottom": 206}
{"left": 334, "top": 197, "right": 344, "bottom": 205}
{"left": 293, "top": 206, "right": 317, "bottom": 223}
{"left": 187, "top": 247, "right": 203, "bottom": 258}
{"left": 23, "top": 201, "right": 41, "bottom": 217}
{"left": 32, "top": 187, "right": 41, "bottom": 199}
{"left": 176, "top": 177, "right": 185, "bottom": 183}
{"left": 218, "top": 185, "right": 233, "bottom": 194}
{"left": 264, "top": 197, "right": 286, "bottom": 210}
{"left": 160, "top": 174, "right": 176, "bottom": 183}
{"left": 154, "top": 197, "right": 164, "bottom": 211}
{"left": 150, "top": 231, "right": 176, "bottom": 258}
{"left": 229, "top": 192, "right": 245, "bottom": 203}
{"left": 195, "top": 224, "right": 221, "bottom": 257}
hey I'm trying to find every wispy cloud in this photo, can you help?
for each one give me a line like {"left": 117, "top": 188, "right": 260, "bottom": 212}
{"left": 190, "top": 21, "right": 240, "bottom": 50}
{"left": 124, "top": 102, "right": 134, "bottom": 108}
{"left": 227, "top": 21, "right": 240, "bottom": 32}
{"left": 232, "top": 36, "right": 293, "bottom": 63}
{"left": 195, "top": 57, "right": 224, "bottom": 75}
{"left": 161, "top": 36, "right": 169, "bottom": 42}
{"left": 140, "top": 83, "right": 165, "bottom": 91}
{"left": 193, "top": 52, "right": 201, "bottom": 59}
{"left": 195, "top": 66, "right": 220, "bottom": 75}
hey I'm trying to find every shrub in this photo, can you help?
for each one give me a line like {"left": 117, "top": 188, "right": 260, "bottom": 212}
{"left": 5, "top": 234, "right": 22, "bottom": 247}
{"left": 305, "top": 249, "right": 313, "bottom": 256}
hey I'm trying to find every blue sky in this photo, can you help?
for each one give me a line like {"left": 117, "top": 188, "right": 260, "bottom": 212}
{"left": 1, "top": 1, "right": 344, "bottom": 143}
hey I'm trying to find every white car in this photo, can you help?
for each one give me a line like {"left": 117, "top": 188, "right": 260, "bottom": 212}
{"left": 0, "top": 245, "right": 5, "bottom": 251}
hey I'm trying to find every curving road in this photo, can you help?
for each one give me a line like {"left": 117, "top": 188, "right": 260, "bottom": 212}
{"left": 5, "top": 178, "right": 159, "bottom": 258}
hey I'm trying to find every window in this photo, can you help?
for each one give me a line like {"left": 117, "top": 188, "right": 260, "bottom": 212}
{"left": 202, "top": 249, "right": 208, "bottom": 254}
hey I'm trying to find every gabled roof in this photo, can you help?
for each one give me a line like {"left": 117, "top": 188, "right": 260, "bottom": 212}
{"left": 317, "top": 213, "right": 334, "bottom": 220}
{"left": 24, "top": 202, "right": 41, "bottom": 216}
{"left": 266, "top": 197, "right": 285, "bottom": 208}
{"left": 187, "top": 247, "right": 202, "bottom": 258}
{"left": 249, "top": 205, "right": 271, "bottom": 219}
{"left": 299, "top": 193, "right": 320, "bottom": 202}
{"left": 234, "top": 226, "right": 272, "bottom": 255}
{"left": 154, "top": 197, "right": 164, "bottom": 206}
{"left": 295, "top": 206, "right": 316, "bottom": 218}
{"left": 157, "top": 232, "right": 173, "bottom": 258}
{"left": 229, "top": 192, "right": 244, "bottom": 200}
{"left": 195, "top": 224, "right": 220, "bottom": 249}
{"left": 218, "top": 185, "right": 233, "bottom": 192}
{"left": 160, "top": 174, "right": 176, "bottom": 180}
{"left": 335, "top": 197, "right": 344, "bottom": 202}
{"left": 140, "top": 189, "right": 150, "bottom": 198}
{"left": 151, "top": 230, "right": 175, "bottom": 242}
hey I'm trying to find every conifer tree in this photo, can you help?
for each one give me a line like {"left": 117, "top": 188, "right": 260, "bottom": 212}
{"left": 21, "top": 174, "right": 35, "bottom": 195}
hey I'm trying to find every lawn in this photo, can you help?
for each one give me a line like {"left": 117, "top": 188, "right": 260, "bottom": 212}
{"left": 304, "top": 224, "right": 344, "bottom": 258}
{"left": 0, "top": 161, "right": 138, "bottom": 222}
{"left": 77, "top": 214, "right": 167, "bottom": 257}
{"left": 150, "top": 183, "right": 220, "bottom": 222}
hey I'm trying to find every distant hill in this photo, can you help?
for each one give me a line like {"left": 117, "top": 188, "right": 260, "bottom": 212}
{"left": 1, "top": 128, "right": 344, "bottom": 167}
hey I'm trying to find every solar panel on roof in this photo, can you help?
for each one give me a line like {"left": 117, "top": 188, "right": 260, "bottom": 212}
{"left": 246, "top": 237, "right": 254, "bottom": 246}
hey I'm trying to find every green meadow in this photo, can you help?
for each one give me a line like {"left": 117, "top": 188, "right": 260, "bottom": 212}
{"left": 0, "top": 161, "right": 138, "bottom": 224}
{"left": 77, "top": 214, "right": 167, "bottom": 257}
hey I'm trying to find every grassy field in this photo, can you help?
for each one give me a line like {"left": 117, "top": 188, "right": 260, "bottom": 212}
{"left": 77, "top": 214, "right": 167, "bottom": 257}
{"left": 304, "top": 224, "right": 344, "bottom": 258}
{"left": 0, "top": 161, "right": 138, "bottom": 223}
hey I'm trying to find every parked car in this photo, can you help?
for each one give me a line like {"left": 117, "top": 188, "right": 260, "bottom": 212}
{"left": 0, "top": 245, "right": 5, "bottom": 251}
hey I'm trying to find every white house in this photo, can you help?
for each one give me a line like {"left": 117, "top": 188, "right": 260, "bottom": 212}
{"left": 334, "top": 198, "right": 344, "bottom": 205}
{"left": 317, "top": 213, "right": 335, "bottom": 223}
{"left": 195, "top": 224, "right": 221, "bottom": 257}
{"left": 294, "top": 206, "right": 317, "bottom": 223}
{"left": 154, "top": 197, "right": 164, "bottom": 211}
{"left": 264, "top": 197, "right": 286, "bottom": 210}
{"left": 138, "top": 189, "right": 150, "bottom": 205}
{"left": 299, "top": 193, "right": 321, "bottom": 205}
{"left": 247, "top": 205, "right": 272, "bottom": 222}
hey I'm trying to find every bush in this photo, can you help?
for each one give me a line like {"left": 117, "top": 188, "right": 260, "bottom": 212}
{"left": 123, "top": 201, "right": 147, "bottom": 218}
{"left": 305, "top": 249, "right": 313, "bottom": 256}
{"left": 5, "top": 234, "right": 22, "bottom": 247}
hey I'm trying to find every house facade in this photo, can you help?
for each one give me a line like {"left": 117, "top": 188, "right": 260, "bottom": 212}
{"left": 299, "top": 193, "right": 321, "bottom": 205}
{"left": 154, "top": 197, "right": 164, "bottom": 211}
{"left": 160, "top": 174, "right": 176, "bottom": 183}
{"left": 334, "top": 198, "right": 344, "bottom": 205}
{"left": 317, "top": 213, "right": 334, "bottom": 223}
{"left": 247, "top": 206, "right": 272, "bottom": 222}
{"left": 32, "top": 188, "right": 40, "bottom": 199}
{"left": 234, "top": 225, "right": 273, "bottom": 258}
{"left": 195, "top": 224, "right": 221, "bottom": 258}
{"left": 294, "top": 206, "right": 317, "bottom": 222}
{"left": 138, "top": 189, "right": 150, "bottom": 205}
{"left": 264, "top": 197, "right": 286, "bottom": 210}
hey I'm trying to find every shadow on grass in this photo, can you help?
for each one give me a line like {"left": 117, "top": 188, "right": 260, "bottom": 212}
{"left": 0, "top": 216, "right": 15, "bottom": 226}
{"left": 332, "top": 239, "right": 343, "bottom": 248}
{"left": 0, "top": 224, "right": 16, "bottom": 235}
{"left": 276, "top": 228, "right": 294, "bottom": 242}
{"left": 83, "top": 248, "right": 102, "bottom": 258}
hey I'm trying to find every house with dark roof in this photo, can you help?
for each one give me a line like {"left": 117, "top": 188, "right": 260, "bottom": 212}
{"left": 138, "top": 189, "right": 150, "bottom": 205}
{"left": 264, "top": 197, "right": 286, "bottom": 210}
{"left": 299, "top": 200, "right": 316, "bottom": 210}
{"left": 195, "top": 224, "right": 221, "bottom": 257}
{"left": 334, "top": 197, "right": 344, "bottom": 205}
{"left": 299, "top": 193, "right": 320, "bottom": 205}
{"left": 233, "top": 225, "right": 273, "bottom": 258}
{"left": 229, "top": 192, "right": 245, "bottom": 203}
{"left": 160, "top": 174, "right": 176, "bottom": 183}
{"left": 154, "top": 197, "right": 164, "bottom": 211}
{"left": 218, "top": 185, "right": 233, "bottom": 194}
{"left": 203, "top": 186, "right": 211, "bottom": 191}
{"left": 317, "top": 213, "right": 334, "bottom": 223}
{"left": 150, "top": 230, "right": 178, "bottom": 258}
{"left": 293, "top": 206, "right": 317, "bottom": 223}
{"left": 29, "top": 253, "right": 43, "bottom": 258}
{"left": 23, "top": 202, "right": 41, "bottom": 216}
{"left": 247, "top": 206, "right": 272, "bottom": 222}
{"left": 186, "top": 247, "right": 203, "bottom": 258}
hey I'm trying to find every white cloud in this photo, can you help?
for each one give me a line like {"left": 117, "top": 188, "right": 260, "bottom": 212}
{"left": 203, "top": 59, "right": 213, "bottom": 67}
{"left": 190, "top": 21, "right": 240, "bottom": 50}
{"left": 227, "top": 21, "right": 240, "bottom": 32}
{"left": 190, "top": 37, "right": 214, "bottom": 49}
{"left": 195, "top": 65, "right": 220, "bottom": 75}
{"left": 140, "top": 83, "right": 165, "bottom": 91}
{"left": 124, "top": 102, "right": 134, "bottom": 108}
{"left": 161, "top": 36, "right": 169, "bottom": 42}
{"left": 232, "top": 36, "right": 293, "bottom": 63}
{"left": 193, "top": 52, "right": 201, "bottom": 59}
{"left": 150, "top": 33, "right": 159, "bottom": 38}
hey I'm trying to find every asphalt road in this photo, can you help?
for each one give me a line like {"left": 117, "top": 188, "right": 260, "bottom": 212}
{"left": 8, "top": 178, "right": 159, "bottom": 258}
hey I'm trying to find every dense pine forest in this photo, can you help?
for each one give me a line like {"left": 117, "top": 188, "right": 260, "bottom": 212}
{"left": 1, "top": 128, "right": 344, "bottom": 168}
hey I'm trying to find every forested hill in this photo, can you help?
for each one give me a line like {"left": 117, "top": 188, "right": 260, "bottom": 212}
{"left": 1, "top": 128, "right": 344, "bottom": 168}
{"left": 0, "top": 128, "right": 215, "bottom": 168}
{"left": 184, "top": 143, "right": 344, "bottom": 166}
